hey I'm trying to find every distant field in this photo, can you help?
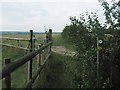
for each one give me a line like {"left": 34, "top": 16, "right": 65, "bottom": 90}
{"left": 2, "top": 33, "right": 60, "bottom": 38}
{"left": 2, "top": 33, "right": 61, "bottom": 48}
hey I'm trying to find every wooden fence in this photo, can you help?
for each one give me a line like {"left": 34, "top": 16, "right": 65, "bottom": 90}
{"left": 1, "top": 37, "right": 30, "bottom": 48}
{"left": 0, "top": 37, "right": 29, "bottom": 41}
{"left": 0, "top": 29, "right": 52, "bottom": 89}
{"left": 0, "top": 43, "right": 29, "bottom": 51}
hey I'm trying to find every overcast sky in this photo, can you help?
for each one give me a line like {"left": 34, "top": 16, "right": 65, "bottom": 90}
{"left": 0, "top": 0, "right": 117, "bottom": 32}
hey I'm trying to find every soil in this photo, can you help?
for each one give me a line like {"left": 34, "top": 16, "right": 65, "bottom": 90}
{"left": 52, "top": 46, "right": 76, "bottom": 57}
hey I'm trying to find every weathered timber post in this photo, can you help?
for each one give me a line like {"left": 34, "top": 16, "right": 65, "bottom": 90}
{"left": 28, "top": 30, "right": 33, "bottom": 89}
{"left": 4, "top": 58, "right": 11, "bottom": 89}
{"left": 37, "top": 44, "right": 40, "bottom": 79}
{"left": 48, "top": 29, "right": 52, "bottom": 42}
{"left": 97, "top": 36, "right": 99, "bottom": 88}
{"left": 48, "top": 29, "right": 52, "bottom": 52}
{"left": 33, "top": 35, "right": 36, "bottom": 51}
{"left": 43, "top": 46, "right": 45, "bottom": 64}
{"left": 17, "top": 40, "right": 19, "bottom": 46}
{"left": 45, "top": 32, "right": 49, "bottom": 61}
{"left": 40, "top": 44, "right": 44, "bottom": 65}
{"left": 37, "top": 44, "right": 42, "bottom": 67}
{"left": 37, "top": 44, "right": 40, "bottom": 68}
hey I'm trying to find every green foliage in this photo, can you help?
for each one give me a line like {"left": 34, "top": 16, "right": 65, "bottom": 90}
{"left": 99, "top": 0, "right": 120, "bottom": 33}
{"left": 62, "top": 12, "right": 99, "bottom": 88}
{"left": 61, "top": 0, "right": 120, "bottom": 88}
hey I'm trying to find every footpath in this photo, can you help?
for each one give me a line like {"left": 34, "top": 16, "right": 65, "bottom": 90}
{"left": 52, "top": 46, "right": 76, "bottom": 57}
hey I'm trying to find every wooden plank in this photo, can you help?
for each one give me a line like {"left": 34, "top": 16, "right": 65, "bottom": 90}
{"left": 48, "top": 29, "right": 52, "bottom": 52}
{"left": 28, "top": 30, "right": 33, "bottom": 89}
{"left": 37, "top": 44, "right": 41, "bottom": 68}
{"left": 0, "top": 42, "right": 52, "bottom": 79}
{"left": 1, "top": 43, "right": 29, "bottom": 51}
{"left": 0, "top": 37, "right": 29, "bottom": 41}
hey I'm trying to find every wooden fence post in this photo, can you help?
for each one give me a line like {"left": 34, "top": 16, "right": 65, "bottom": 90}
{"left": 43, "top": 46, "right": 45, "bottom": 64}
{"left": 4, "top": 58, "right": 11, "bottom": 89}
{"left": 37, "top": 44, "right": 42, "bottom": 67}
{"left": 28, "top": 30, "right": 33, "bottom": 89}
{"left": 17, "top": 40, "right": 19, "bottom": 46}
{"left": 37, "top": 44, "right": 43, "bottom": 79}
{"left": 33, "top": 35, "right": 36, "bottom": 51}
{"left": 45, "top": 33, "right": 49, "bottom": 61}
{"left": 41, "top": 44, "right": 44, "bottom": 65}
{"left": 48, "top": 29, "right": 52, "bottom": 52}
{"left": 48, "top": 29, "right": 52, "bottom": 42}
{"left": 97, "top": 36, "right": 99, "bottom": 88}
{"left": 37, "top": 44, "right": 44, "bottom": 66}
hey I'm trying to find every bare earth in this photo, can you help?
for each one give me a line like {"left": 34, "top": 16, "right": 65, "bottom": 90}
{"left": 52, "top": 46, "right": 76, "bottom": 57}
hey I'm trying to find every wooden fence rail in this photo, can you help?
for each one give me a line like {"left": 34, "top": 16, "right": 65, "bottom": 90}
{"left": 1, "top": 43, "right": 29, "bottom": 51}
{"left": 0, "top": 42, "right": 52, "bottom": 78}
{"left": 0, "top": 37, "right": 29, "bottom": 41}
{"left": 1, "top": 35, "right": 40, "bottom": 50}
{"left": 0, "top": 29, "right": 52, "bottom": 89}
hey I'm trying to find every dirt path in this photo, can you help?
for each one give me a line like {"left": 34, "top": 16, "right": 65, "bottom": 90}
{"left": 52, "top": 46, "right": 76, "bottom": 57}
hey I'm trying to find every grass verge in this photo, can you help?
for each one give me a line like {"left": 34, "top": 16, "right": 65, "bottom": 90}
{"left": 42, "top": 52, "right": 76, "bottom": 88}
{"left": 52, "top": 34, "right": 75, "bottom": 51}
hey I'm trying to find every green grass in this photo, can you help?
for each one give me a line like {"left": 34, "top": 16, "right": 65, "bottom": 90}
{"left": 42, "top": 52, "right": 76, "bottom": 88}
{"left": 2, "top": 46, "right": 27, "bottom": 88}
{"left": 52, "top": 34, "right": 75, "bottom": 51}
{"left": 2, "top": 44, "right": 38, "bottom": 88}
{"left": 2, "top": 46, "right": 26, "bottom": 63}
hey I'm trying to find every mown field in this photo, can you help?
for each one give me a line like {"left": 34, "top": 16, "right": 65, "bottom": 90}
{"left": 1, "top": 33, "right": 75, "bottom": 88}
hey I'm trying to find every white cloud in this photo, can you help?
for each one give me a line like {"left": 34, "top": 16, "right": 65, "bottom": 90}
{"left": 0, "top": 1, "right": 106, "bottom": 32}
{"left": 0, "top": 0, "right": 98, "bottom": 3}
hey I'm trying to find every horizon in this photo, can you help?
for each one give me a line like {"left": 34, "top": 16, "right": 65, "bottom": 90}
{"left": 0, "top": 30, "right": 62, "bottom": 32}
